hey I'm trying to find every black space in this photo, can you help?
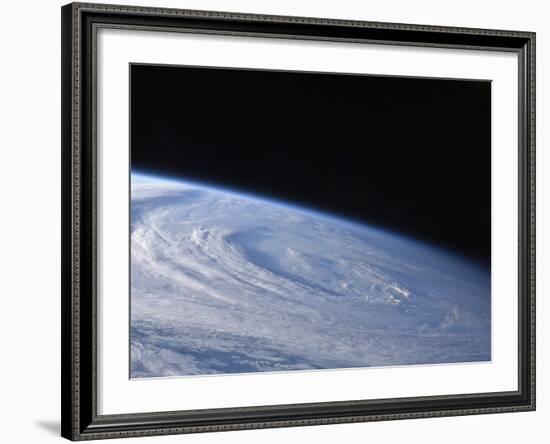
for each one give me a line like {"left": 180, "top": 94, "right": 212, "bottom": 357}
{"left": 131, "top": 64, "right": 491, "bottom": 266}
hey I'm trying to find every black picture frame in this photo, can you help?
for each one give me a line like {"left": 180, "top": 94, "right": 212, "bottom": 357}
{"left": 61, "top": 2, "right": 536, "bottom": 440}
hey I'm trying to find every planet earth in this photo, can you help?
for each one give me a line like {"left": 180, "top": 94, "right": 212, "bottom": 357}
{"left": 130, "top": 173, "right": 491, "bottom": 378}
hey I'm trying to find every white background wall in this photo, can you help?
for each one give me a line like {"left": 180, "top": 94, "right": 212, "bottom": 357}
{"left": 0, "top": 0, "right": 546, "bottom": 443}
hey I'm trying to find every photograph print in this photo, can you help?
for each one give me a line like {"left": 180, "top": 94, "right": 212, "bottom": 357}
{"left": 130, "top": 64, "right": 491, "bottom": 379}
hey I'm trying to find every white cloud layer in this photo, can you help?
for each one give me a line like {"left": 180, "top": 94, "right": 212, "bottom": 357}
{"left": 130, "top": 174, "right": 490, "bottom": 378}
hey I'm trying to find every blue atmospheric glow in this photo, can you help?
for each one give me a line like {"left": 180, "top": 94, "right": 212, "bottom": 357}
{"left": 131, "top": 170, "right": 482, "bottom": 271}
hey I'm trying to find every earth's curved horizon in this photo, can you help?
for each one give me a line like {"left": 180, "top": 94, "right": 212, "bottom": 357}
{"left": 130, "top": 172, "right": 491, "bottom": 378}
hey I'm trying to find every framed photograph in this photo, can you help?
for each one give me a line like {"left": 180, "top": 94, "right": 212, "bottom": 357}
{"left": 61, "top": 2, "right": 536, "bottom": 440}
